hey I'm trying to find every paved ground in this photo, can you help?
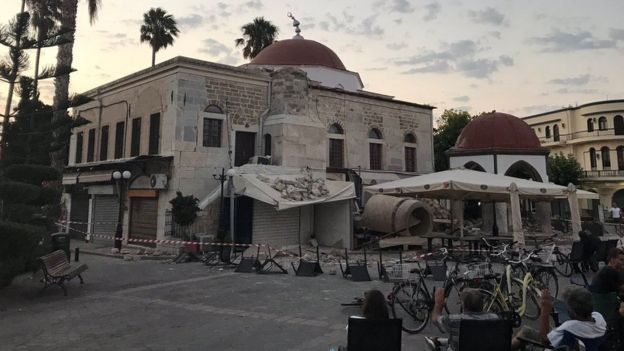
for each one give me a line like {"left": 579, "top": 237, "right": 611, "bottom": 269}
{"left": 0, "top": 241, "right": 589, "bottom": 351}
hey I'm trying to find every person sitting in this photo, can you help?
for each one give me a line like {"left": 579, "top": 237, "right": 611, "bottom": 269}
{"left": 425, "top": 288, "right": 499, "bottom": 351}
{"left": 512, "top": 287, "right": 607, "bottom": 351}
{"left": 360, "top": 289, "right": 389, "bottom": 320}
{"left": 590, "top": 247, "right": 624, "bottom": 294}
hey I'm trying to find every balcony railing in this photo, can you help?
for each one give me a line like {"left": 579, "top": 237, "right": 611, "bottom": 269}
{"left": 539, "top": 128, "right": 624, "bottom": 144}
{"left": 582, "top": 169, "right": 624, "bottom": 177}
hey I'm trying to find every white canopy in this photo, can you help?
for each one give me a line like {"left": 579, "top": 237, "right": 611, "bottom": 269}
{"left": 365, "top": 169, "right": 589, "bottom": 201}
{"left": 232, "top": 171, "right": 355, "bottom": 211}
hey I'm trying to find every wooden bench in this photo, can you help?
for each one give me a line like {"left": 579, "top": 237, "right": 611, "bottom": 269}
{"left": 38, "top": 250, "right": 88, "bottom": 296}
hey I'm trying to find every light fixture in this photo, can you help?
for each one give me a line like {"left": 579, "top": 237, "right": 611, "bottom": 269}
{"left": 112, "top": 171, "right": 122, "bottom": 180}
{"left": 122, "top": 170, "right": 132, "bottom": 179}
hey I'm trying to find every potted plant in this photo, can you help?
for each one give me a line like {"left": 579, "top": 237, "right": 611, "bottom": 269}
{"left": 169, "top": 191, "right": 200, "bottom": 253}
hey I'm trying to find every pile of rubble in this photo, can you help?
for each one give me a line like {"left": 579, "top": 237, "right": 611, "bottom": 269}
{"left": 258, "top": 171, "right": 329, "bottom": 201}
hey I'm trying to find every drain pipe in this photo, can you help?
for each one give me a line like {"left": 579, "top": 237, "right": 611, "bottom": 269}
{"left": 257, "top": 80, "right": 273, "bottom": 156}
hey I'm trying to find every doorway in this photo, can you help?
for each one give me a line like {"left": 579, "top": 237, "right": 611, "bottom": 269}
{"left": 235, "top": 131, "right": 256, "bottom": 166}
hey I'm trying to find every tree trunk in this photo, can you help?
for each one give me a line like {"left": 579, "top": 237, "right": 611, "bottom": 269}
{"left": 51, "top": 0, "right": 78, "bottom": 171}
{"left": 152, "top": 48, "right": 156, "bottom": 67}
{"left": 33, "top": 47, "right": 41, "bottom": 101}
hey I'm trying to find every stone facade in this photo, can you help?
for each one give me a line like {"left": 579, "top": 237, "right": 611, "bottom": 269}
{"left": 65, "top": 56, "right": 434, "bottom": 248}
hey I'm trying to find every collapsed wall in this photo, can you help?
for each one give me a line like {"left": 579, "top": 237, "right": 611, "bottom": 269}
{"left": 361, "top": 194, "right": 433, "bottom": 236}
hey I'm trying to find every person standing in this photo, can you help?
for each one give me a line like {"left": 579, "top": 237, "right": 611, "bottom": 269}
{"left": 610, "top": 203, "right": 621, "bottom": 223}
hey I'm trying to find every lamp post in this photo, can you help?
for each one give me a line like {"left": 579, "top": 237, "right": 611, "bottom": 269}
{"left": 226, "top": 168, "right": 236, "bottom": 246}
{"left": 213, "top": 168, "right": 227, "bottom": 235}
{"left": 112, "top": 170, "right": 132, "bottom": 251}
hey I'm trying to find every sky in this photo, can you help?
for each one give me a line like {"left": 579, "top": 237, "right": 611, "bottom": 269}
{"left": 1, "top": 0, "right": 624, "bottom": 122}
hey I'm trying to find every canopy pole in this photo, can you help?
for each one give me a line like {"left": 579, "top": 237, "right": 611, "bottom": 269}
{"left": 567, "top": 183, "right": 581, "bottom": 241}
{"left": 509, "top": 183, "right": 524, "bottom": 245}
{"left": 459, "top": 200, "right": 464, "bottom": 238}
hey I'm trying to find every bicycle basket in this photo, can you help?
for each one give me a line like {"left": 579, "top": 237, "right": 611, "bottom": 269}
{"left": 386, "top": 262, "right": 421, "bottom": 282}
{"left": 425, "top": 260, "right": 447, "bottom": 281}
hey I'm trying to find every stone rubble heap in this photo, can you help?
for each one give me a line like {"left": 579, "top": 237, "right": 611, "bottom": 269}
{"left": 258, "top": 171, "right": 330, "bottom": 201}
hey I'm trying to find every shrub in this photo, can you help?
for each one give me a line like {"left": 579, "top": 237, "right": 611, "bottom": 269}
{"left": 0, "top": 221, "right": 48, "bottom": 288}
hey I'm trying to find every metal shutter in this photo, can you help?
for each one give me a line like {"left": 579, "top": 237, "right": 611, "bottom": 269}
{"left": 93, "top": 195, "right": 119, "bottom": 241}
{"left": 129, "top": 198, "right": 158, "bottom": 243}
{"left": 69, "top": 193, "right": 89, "bottom": 239}
{"left": 252, "top": 201, "right": 300, "bottom": 247}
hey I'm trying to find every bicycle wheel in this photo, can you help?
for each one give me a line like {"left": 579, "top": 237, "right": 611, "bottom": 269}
{"left": 390, "top": 281, "right": 431, "bottom": 333}
{"left": 510, "top": 278, "right": 541, "bottom": 320}
{"left": 533, "top": 268, "right": 559, "bottom": 298}
{"left": 480, "top": 289, "right": 506, "bottom": 314}
{"left": 553, "top": 252, "right": 572, "bottom": 277}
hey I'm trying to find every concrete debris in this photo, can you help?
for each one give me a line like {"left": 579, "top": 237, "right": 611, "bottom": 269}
{"left": 110, "top": 248, "right": 120, "bottom": 254}
{"left": 258, "top": 170, "right": 330, "bottom": 201}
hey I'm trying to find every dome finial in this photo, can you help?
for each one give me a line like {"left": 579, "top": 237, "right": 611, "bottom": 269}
{"left": 287, "top": 12, "right": 303, "bottom": 39}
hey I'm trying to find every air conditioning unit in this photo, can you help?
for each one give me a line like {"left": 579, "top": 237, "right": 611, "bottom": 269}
{"left": 150, "top": 174, "right": 168, "bottom": 189}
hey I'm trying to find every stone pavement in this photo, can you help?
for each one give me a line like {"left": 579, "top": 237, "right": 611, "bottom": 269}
{"left": 0, "top": 252, "right": 442, "bottom": 351}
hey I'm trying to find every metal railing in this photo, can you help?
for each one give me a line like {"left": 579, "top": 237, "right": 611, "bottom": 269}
{"left": 582, "top": 170, "right": 624, "bottom": 177}
{"left": 539, "top": 128, "right": 624, "bottom": 144}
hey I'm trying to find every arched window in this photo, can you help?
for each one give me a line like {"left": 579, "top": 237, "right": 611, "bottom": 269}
{"left": 553, "top": 125, "right": 560, "bottom": 142}
{"left": 587, "top": 119, "right": 594, "bottom": 132}
{"left": 404, "top": 133, "right": 417, "bottom": 172}
{"left": 204, "top": 104, "right": 223, "bottom": 113}
{"left": 589, "top": 148, "right": 597, "bottom": 170}
{"left": 263, "top": 134, "right": 271, "bottom": 156}
{"left": 602, "top": 146, "right": 611, "bottom": 169}
{"left": 368, "top": 128, "right": 383, "bottom": 170}
{"left": 328, "top": 124, "right": 344, "bottom": 168}
{"left": 598, "top": 116, "right": 608, "bottom": 130}
{"left": 328, "top": 123, "right": 344, "bottom": 134}
{"left": 368, "top": 128, "right": 383, "bottom": 139}
{"left": 545, "top": 126, "right": 551, "bottom": 138}
{"left": 617, "top": 146, "right": 624, "bottom": 171}
{"left": 615, "top": 115, "right": 624, "bottom": 135}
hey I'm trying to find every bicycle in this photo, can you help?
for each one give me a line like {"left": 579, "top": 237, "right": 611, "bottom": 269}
{"left": 387, "top": 249, "right": 501, "bottom": 333}
{"left": 479, "top": 242, "right": 543, "bottom": 321}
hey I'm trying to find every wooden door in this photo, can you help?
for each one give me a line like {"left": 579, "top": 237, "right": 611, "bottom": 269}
{"left": 129, "top": 197, "right": 158, "bottom": 245}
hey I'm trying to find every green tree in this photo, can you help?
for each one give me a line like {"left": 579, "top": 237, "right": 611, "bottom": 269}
{"left": 169, "top": 192, "right": 199, "bottom": 241}
{"left": 140, "top": 7, "right": 179, "bottom": 68}
{"left": 547, "top": 152, "right": 584, "bottom": 186}
{"left": 51, "top": 0, "right": 101, "bottom": 171}
{"left": 235, "top": 17, "right": 278, "bottom": 59}
{"left": 433, "top": 109, "right": 473, "bottom": 171}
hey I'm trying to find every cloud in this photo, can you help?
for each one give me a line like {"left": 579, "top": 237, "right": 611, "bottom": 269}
{"left": 365, "top": 67, "right": 388, "bottom": 71}
{"left": 548, "top": 74, "right": 591, "bottom": 86}
{"left": 453, "top": 95, "right": 470, "bottom": 102}
{"left": 528, "top": 29, "right": 617, "bottom": 52}
{"left": 396, "top": 40, "right": 513, "bottom": 78}
{"left": 386, "top": 42, "right": 407, "bottom": 50}
{"left": 609, "top": 28, "right": 624, "bottom": 41}
{"left": 489, "top": 31, "right": 501, "bottom": 39}
{"left": 318, "top": 13, "right": 384, "bottom": 38}
{"left": 177, "top": 14, "right": 204, "bottom": 29}
{"left": 121, "top": 18, "right": 142, "bottom": 27}
{"left": 199, "top": 38, "right": 232, "bottom": 56}
{"left": 374, "top": 0, "right": 415, "bottom": 13}
{"left": 468, "top": 7, "right": 507, "bottom": 26}
{"left": 519, "top": 104, "right": 562, "bottom": 115}
{"left": 423, "top": 2, "right": 441, "bottom": 21}
{"left": 555, "top": 88, "right": 598, "bottom": 94}
{"left": 242, "top": 0, "right": 263, "bottom": 10}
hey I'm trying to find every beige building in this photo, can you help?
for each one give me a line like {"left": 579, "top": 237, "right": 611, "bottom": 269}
{"left": 522, "top": 100, "right": 624, "bottom": 209}
{"left": 62, "top": 33, "right": 434, "bottom": 250}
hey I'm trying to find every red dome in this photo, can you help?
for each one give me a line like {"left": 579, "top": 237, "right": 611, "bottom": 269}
{"left": 249, "top": 39, "right": 347, "bottom": 71}
{"left": 454, "top": 112, "right": 541, "bottom": 152}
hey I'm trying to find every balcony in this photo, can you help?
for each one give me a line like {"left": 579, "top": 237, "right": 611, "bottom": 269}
{"left": 582, "top": 169, "right": 624, "bottom": 178}
{"left": 539, "top": 128, "right": 624, "bottom": 145}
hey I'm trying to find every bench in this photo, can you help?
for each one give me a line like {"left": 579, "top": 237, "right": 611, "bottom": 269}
{"left": 38, "top": 250, "right": 88, "bottom": 296}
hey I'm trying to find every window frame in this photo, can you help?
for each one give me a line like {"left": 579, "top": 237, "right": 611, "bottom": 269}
{"left": 130, "top": 117, "right": 141, "bottom": 157}
{"left": 202, "top": 115, "right": 224, "bottom": 148}
{"left": 100, "top": 125, "right": 109, "bottom": 161}
{"left": 114, "top": 121, "right": 125, "bottom": 159}
{"left": 75, "top": 131, "right": 84, "bottom": 164}
{"left": 148, "top": 113, "right": 161, "bottom": 155}
{"left": 86, "top": 128, "right": 96, "bottom": 162}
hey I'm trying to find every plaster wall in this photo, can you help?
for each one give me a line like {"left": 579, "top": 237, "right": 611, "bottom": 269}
{"left": 497, "top": 154, "right": 548, "bottom": 181}
{"left": 449, "top": 155, "right": 495, "bottom": 173}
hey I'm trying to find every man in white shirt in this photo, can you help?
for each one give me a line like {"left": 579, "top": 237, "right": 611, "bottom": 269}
{"left": 512, "top": 287, "right": 606, "bottom": 351}
{"left": 610, "top": 203, "right": 621, "bottom": 222}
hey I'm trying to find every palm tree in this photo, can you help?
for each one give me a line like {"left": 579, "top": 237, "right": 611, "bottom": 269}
{"left": 51, "top": 0, "right": 100, "bottom": 169}
{"left": 235, "top": 17, "right": 278, "bottom": 60}
{"left": 140, "top": 8, "right": 179, "bottom": 68}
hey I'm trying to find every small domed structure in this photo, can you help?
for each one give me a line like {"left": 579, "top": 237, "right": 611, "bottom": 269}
{"left": 454, "top": 111, "right": 542, "bottom": 152}
{"left": 250, "top": 39, "right": 347, "bottom": 71}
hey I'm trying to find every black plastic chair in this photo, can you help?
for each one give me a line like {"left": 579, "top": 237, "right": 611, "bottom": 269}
{"left": 347, "top": 318, "right": 402, "bottom": 351}
{"left": 457, "top": 318, "right": 512, "bottom": 351}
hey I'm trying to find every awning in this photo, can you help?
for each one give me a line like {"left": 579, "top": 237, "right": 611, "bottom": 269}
{"left": 232, "top": 173, "right": 356, "bottom": 211}
{"left": 78, "top": 170, "right": 112, "bottom": 183}
{"left": 62, "top": 173, "right": 79, "bottom": 185}
{"left": 365, "top": 169, "right": 579, "bottom": 201}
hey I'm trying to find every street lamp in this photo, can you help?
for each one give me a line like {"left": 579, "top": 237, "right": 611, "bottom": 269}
{"left": 112, "top": 170, "right": 132, "bottom": 251}
{"left": 226, "top": 168, "right": 236, "bottom": 247}
{"left": 213, "top": 168, "right": 227, "bottom": 239}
